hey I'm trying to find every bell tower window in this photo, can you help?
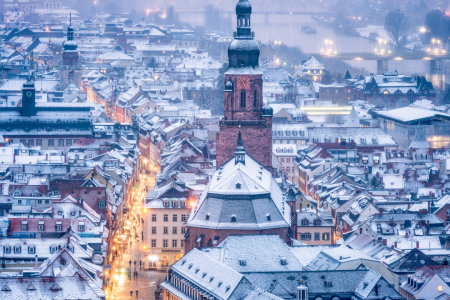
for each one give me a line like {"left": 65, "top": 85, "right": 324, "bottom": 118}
{"left": 240, "top": 90, "right": 246, "bottom": 108}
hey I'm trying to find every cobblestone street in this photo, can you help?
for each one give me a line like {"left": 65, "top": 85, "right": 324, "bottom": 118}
{"left": 106, "top": 221, "right": 166, "bottom": 300}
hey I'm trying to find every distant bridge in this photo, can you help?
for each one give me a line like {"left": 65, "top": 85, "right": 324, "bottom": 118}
{"left": 304, "top": 52, "right": 450, "bottom": 60}
{"left": 176, "top": 10, "right": 329, "bottom": 24}
{"left": 304, "top": 52, "right": 449, "bottom": 73}
{"left": 176, "top": 10, "right": 327, "bottom": 15}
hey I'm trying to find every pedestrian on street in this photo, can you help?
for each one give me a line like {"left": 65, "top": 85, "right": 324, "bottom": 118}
{"left": 136, "top": 290, "right": 139, "bottom": 298}
{"left": 139, "top": 260, "right": 142, "bottom": 268}
{"left": 134, "top": 260, "right": 136, "bottom": 266}
{"left": 136, "top": 270, "right": 138, "bottom": 278}
{"left": 130, "top": 290, "right": 133, "bottom": 297}
{"left": 129, "top": 260, "right": 131, "bottom": 267}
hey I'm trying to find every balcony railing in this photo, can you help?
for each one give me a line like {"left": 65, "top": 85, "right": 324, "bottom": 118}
{"left": 219, "top": 120, "right": 266, "bottom": 126}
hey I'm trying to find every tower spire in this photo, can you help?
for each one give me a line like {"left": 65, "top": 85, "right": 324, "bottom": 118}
{"left": 70, "top": 11, "right": 72, "bottom": 27}
{"left": 235, "top": 130, "right": 246, "bottom": 165}
{"left": 237, "top": 130, "right": 243, "bottom": 146}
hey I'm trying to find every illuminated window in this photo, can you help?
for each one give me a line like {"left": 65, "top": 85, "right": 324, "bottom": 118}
{"left": 383, "top": 90, "right": 389, "bottom": 95}
{"left": 439, "top": 285, "right": 443, "bottom": 292}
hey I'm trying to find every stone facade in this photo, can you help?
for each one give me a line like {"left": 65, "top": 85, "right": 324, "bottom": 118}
{"left": 216, "top": 74, "right": 272, "bottom": 170}
{"left": 184, "top": 226, "right": 291, "bottom": 252}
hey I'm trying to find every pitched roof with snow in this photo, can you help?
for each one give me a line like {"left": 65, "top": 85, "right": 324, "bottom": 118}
{"left": 187, "top": 148, "right": 291, "bottom": 231}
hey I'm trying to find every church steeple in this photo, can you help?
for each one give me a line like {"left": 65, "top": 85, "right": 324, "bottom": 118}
{"left": 217, "top": 0, "right": 272, "bottom": 172}
{"left": 236, "top": 0, "right": 252, "bottom": 37}
{"left": 63, "top": 12, "right": 77, "bottom": 51}
{"left": 228, "top": 0, "right": 259, "bottom": 68}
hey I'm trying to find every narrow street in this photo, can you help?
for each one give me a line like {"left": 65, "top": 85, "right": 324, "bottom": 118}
{"left": 106, "top": 213, "right": 166, "bottom": 300}
{"left": 106, "top": 170, "right": 164, "bottom": 300}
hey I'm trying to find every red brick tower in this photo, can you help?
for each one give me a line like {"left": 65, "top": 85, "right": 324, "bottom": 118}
{"left": 216, "top": 0, "right": 273, "bottom": 171}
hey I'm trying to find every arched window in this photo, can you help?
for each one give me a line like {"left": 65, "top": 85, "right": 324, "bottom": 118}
{"left": 240, "top": 90, "right": 246, "bottom": 108}
{"left": 254, "top": 90, "right": 257, "bottom": 107}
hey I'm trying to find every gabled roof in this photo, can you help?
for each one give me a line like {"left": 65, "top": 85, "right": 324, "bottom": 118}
{"left": 388, "top": 248, "right": 438, "bottom": 273}
{"left": 203, "top": 235, "right": 303, "bottom": 273}
{"left": 166, "top": 248, "right": 247, "bottom": 300}
{"left": 187, "top": 151, "right": 291, "bottom": 231}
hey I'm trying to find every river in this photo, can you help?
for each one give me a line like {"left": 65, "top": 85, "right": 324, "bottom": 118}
{"left": 179, "top": 13, "right": 449, "bottom": 90}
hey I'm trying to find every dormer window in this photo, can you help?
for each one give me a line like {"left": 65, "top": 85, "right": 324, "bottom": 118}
{"left": 181, "top": 201, "right": 186, "bottom": 208}
{"left": 3, "top": 245, "right": 11, "bottom": 254}
{"left": 372, "top": 136, "right": 378, "bottom": 144}
{"left": 55, "top": 221, "right": 62, "bottom": 231}
{"left": 38, "top": 221, "right": 44, "bottom": 231}
{"left": 98, "top": 201, "right": 106, "bottom": 209}
{"left": 172, "top": 200, "right": 178, "bottom": 207}
{"left": 236, "top": 182, "right": 241, "bottom": 189}
{"left": 50, "top": 245, "right": 57, "bottom": 254}
{"left": 206, "top": 213, "right": 210, "bottom": 221}
{"left": 13, "top": 245, "right": 21, "bottom": 253}
{"left": 266, "top": 214, "right": 271, "bottom": 221}
{"left": 163, "top": 200, "right": 169, "bottom": 207}
{"left": 28, "top": 245, "right": 35, "bottom": 254}
{"left": 78, "top": 221, "right": 85, "bottom": 231}
{"left": 231, "top": 215, "right": 237, "bottom": 222}
{"left": 301, "top": 219, "right": 309, "bottom": 226}
{"left": 314, "top": 219, "right": 322, "bottom": 226}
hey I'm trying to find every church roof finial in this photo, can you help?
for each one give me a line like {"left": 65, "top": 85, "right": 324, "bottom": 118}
{"left": 237, "top": 130, "right": 243, "bottom": 147}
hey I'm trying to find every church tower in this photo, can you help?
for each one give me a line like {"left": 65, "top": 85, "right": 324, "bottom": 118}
{"left": 216, "top": 0, "right": 273, "bottom": 170}
{"left": 62, "top": 13, "right": 78, "bottom": 66}
{"left": 61, "top": 13, "right": 81, "bottom": 86}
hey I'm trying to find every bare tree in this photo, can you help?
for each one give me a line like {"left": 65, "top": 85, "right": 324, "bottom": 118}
{"left": 384, "top": 9, "right": 410, "bottom": 45}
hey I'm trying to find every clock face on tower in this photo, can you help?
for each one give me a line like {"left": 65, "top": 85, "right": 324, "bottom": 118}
{"left": 237, "top": 76, "right": 250, "bottom": 90}
{"left": 26, "top": 91, "right": 32, "bottom": 97}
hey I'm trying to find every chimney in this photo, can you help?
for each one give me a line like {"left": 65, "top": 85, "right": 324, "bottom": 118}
{"left": 382, "top": 239, "right": 387, "bottom": 246}
{"left": 394, "top": 242, "right": 398, "bottom": 248}
{"left": 405, "top": 231, "right": 409, "bottom": 238}
{"left": 81, "top": 198, "right": 84, "bottom": 206}
{"left": 323, "top": 165, "right": 325, "bottom": 171}
{"left": 408, "top": 201, "right": 410, "bottom": 209}
{"left": 428, "top": 201, "right": 431, "bottom": 213}
{"left": 46, "top": 153, "right": 48, "bottom": 161}
{"left": 379, "top": 210, "right": 383, "bottom": 216}
{"left": 416, "top": 241, "right": 420, "bottom": 249}
{"left": 359, "top": 228, "right": 362, "bottom": 234}
{"left": 35, "top": 255, "right": 38, "bottom": 268}
{"left": 391, "top": 245, "right": 394, "bottom": 250}
{"left": 299, "top": 202, "right": 302, "bottom": 212}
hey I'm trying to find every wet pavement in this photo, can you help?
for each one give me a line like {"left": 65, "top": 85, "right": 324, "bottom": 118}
{"left": 106, "top": 221, "right": 167, "bottom": 300}
{"left": 106, "top": 173, "right": 165, "bottom": 300}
